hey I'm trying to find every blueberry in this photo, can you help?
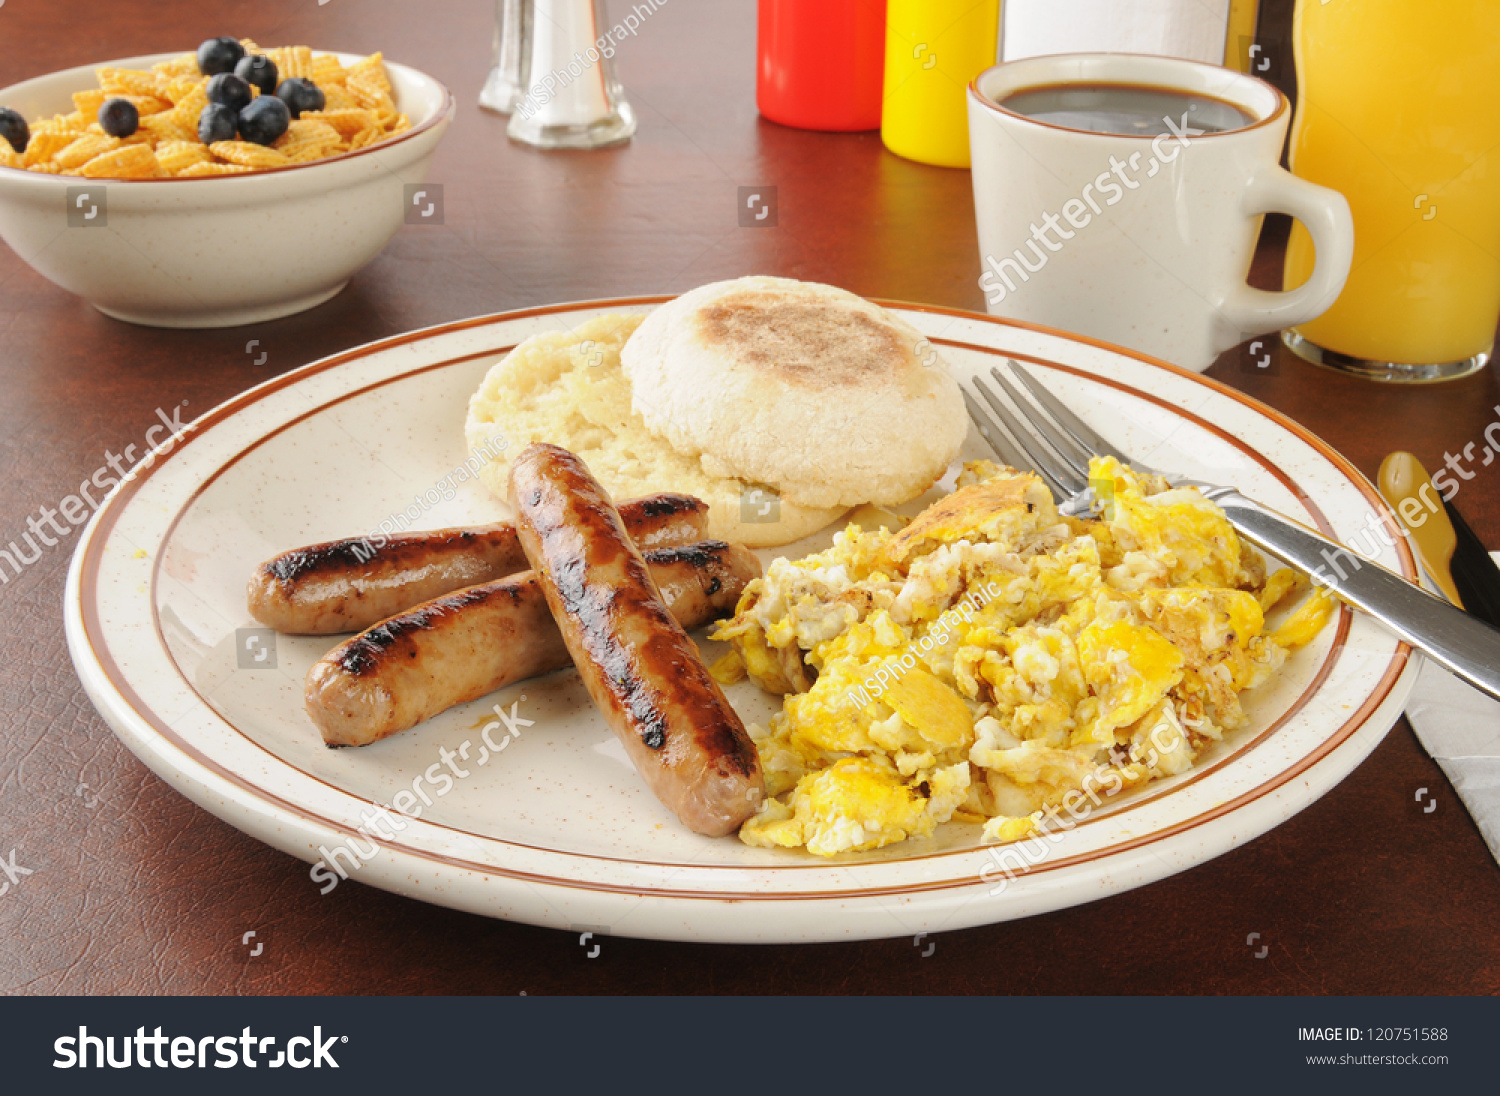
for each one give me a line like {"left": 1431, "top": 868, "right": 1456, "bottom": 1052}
{"left": 234, "top": 55, "right": 278, "bottom": 97}
{"left": 237, "top": 95, "right": 290, "bottom": 146}
{"left": 275, "top": 77, "right": 325, "bottom": 119}
{"left": 206, "top": 73, "right": 252, "bottom": 115}
{"left": 197, "top": 37, "right": 245, "bottom": 77}
{"left": 0, "top": 107, "right": 28, "bottom": 154}
{"left": 97, "top": 97, "right": 139, "bottom": 138}
{"left": 198, "top": 102, "right": 237, "bottom": 145}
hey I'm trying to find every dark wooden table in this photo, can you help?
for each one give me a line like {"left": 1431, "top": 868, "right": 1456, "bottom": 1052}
{"left": 2, "top": 0, "right": 1497, "bottom": 995}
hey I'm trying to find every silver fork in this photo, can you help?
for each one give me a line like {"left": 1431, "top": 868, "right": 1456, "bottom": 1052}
{"left": 964, "top": 359, "right": 1500, "bottom": 702}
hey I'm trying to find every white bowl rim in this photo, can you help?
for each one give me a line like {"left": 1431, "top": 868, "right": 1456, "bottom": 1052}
{"left": 0, "top": 49, "right": 455, "bottom": 185}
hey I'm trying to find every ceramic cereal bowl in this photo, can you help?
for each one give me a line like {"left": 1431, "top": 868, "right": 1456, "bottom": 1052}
{"left": 0, "top": 52, "right": 454, "bottom": 328}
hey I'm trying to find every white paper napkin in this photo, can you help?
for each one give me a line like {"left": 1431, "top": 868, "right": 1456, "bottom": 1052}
{"left": 1403, "top": 551, "right": 1500, "bottom": 868}
{"left": 1001, "top": 0, "right": 1232, "bottom": 64}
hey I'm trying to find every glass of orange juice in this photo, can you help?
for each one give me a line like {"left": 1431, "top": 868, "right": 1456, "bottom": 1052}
{"left": 1283, "top": 0, "right": 1500, "bottom": 381}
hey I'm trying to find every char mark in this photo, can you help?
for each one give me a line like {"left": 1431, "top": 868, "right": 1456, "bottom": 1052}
{"left": 266, "top": 540, "right": 379, "bottom": 583}
{"left": 642, "top": 540, "right": 729, "bottom": 568}
{"left": 639, "top": 712, "right": 667, "bottom": 750}
{"left": 644, "top": 541, "right": 731, "bottom": 596}
{"left": 633, "top": 493, "right": 707, "bottom": 520}
{"left": 334, "top": 585, "right": 498, "bottom": 674}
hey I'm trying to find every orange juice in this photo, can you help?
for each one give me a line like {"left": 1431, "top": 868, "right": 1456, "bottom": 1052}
{"left": 1284, "top": 0, "right": 1500, "bottom": 370}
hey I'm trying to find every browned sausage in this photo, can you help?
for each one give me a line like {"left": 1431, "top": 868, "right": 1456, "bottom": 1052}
{"left": 248, "top": 493, "right": 708, "bottom": 634}
{"left": 510, "top": 444, "right": 764, "bottom": 837}
{"left": 306, "top": 541, "right": 761, "bottom": 748}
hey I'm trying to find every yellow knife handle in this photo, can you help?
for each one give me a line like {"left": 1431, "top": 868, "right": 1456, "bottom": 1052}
{"left": 1378, "top": 451, "right": 1463, "bottom": 606}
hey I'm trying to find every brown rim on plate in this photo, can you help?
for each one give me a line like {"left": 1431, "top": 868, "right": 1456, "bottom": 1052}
{"left": 0, "top": 53, "right": 455, "bottom": 183}
{"left": 967, "top": 51, "right": 1289, "bottom": 140}
{"left": 75, "top": 299, "right": 1416, "bottom": 899}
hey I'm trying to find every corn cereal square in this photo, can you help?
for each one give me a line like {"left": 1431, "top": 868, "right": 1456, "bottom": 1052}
{"left": 79, "top": 143, "right": 161, "bottom": 178}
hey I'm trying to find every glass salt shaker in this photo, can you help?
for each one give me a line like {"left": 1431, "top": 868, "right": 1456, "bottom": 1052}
{"left": 506, "top": 0, "right": 637, "bottom": 149}
{"left": 479, "top": 0, "right": 527, "bottom": 114}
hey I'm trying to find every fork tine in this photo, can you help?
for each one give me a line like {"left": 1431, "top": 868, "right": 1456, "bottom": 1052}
{"left": 961, "top": 389, "right": 1041, "bottom": 481}
{"left": 1006, "top": 360, "right": 1134, "bottom": 466}
{"left": 963, "top": 389, "right": 1077, "bottom": 500}
{"left": 987, "top": 364, "right": 1095, "bottom": 479}
{"left": 980, "top": 368, "right": 1090, "bottom": 495}
{"left": 964, "top": 389, "right": 1070, "bottom": 499}
{"left": 970, "top": 373, "right": 1088, "bottom": 497}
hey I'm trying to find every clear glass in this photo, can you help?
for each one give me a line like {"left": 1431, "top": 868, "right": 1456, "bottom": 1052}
{"left": 506, "top": 0, "right": 637, "bottom": 150}
{"left": 479, "top": 0, "right": 527, "bottom": 114}
{"left": 1282, "top": 331, "right": 1490, "bottom": 385}
{"left": 1282, "top": 0, "right": 1500, "bottom": 382}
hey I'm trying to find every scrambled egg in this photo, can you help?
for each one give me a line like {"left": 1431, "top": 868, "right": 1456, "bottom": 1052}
{"left": 712, "top": 458, "right": 1332, "bottom": 856}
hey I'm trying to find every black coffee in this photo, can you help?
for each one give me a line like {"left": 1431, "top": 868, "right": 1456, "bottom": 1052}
{"left": 997, "top": 82, "right": 1256, "bottom": 137}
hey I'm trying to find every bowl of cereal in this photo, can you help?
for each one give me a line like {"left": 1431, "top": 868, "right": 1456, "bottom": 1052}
{"left": 0, "top": 40, "right": 454, "bottom": 327}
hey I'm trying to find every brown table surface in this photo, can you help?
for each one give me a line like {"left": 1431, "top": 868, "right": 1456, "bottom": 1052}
{"left": 3, "top": 0, "right": 1498, "bottom": 996}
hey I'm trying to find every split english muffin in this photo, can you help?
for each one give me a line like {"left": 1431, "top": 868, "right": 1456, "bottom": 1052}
{"left": 464, "top": 278, "right": 967, "bottom": 547}
{"left": 464, "top": 313, "right": 845, "bottom": 547}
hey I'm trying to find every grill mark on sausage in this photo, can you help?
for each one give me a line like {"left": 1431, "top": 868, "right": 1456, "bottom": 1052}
{"left": 547, "top": 540, "right": 671, "bottom": 751}
{"left": 330, "top": 544, "right": 745, "bottom": 682}
{"left": 336, "top": 581, "right": 526, "bottom": 676}
{"left": 264, "top": 528, "right": 499, "bottom": 586}
{"left": 629, "top": 493, "right": 707, "bottom": 521}
{"left": 630, "top": 540, "right": 733, "bottom": 597}
{"left": 306, "top": 538, "right": 760, "bottom": 749}
{"left": 253, "top": 494, "right": 709, "bottom": 635}
{"left": 549, "top": 525, "right": 758, "bottom": 774}
{"left": 641, "top": 540, "right": 729, "bottom": 567}
{"left": 516, "top": 448, "right": 762, "bottom": 796}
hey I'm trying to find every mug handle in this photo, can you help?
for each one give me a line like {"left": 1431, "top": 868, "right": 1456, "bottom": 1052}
{"left": 1219, "top": 168, "right": 1354, "bottom": 337}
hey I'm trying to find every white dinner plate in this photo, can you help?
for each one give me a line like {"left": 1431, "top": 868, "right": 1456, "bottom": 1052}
{"left": 65, "top": 299, "right": 1420, "bottom": 943}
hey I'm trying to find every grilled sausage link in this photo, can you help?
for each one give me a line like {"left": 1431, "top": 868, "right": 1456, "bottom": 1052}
{"left": 306, "top": 541, "right": 761, "bottom": 748}
{"left": 249, "top": 493, "right": 708, "bottom": 634}
{"left": 510, "top": 444, "right": 764, "bottom": 837}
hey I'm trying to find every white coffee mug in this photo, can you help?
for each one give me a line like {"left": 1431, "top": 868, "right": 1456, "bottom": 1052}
{"left": 967, "top": 53, "right": 1355, "bottom": 370}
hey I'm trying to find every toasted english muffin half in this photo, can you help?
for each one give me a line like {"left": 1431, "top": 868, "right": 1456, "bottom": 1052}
{"left": 620, "top": 277, "right": 967, "bottom": 510}
{"left": 464, "top": 313, "right": 844, "bottom": 548}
